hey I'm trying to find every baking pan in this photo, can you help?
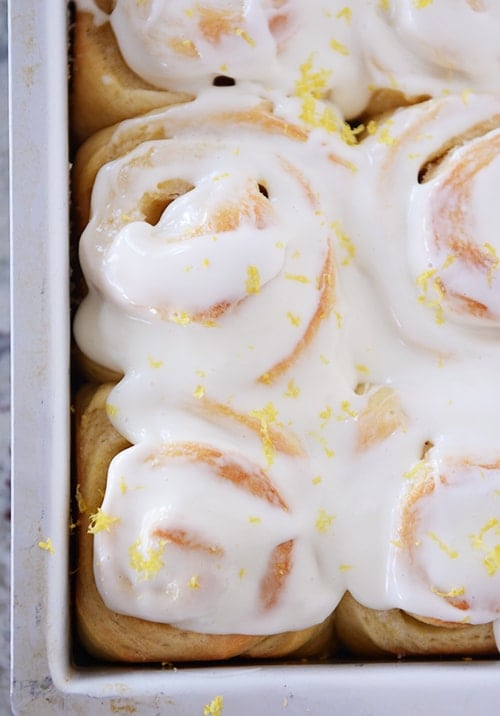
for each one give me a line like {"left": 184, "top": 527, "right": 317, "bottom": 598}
{"left": 9, "top": 1, "right": 500, "bottom": 713}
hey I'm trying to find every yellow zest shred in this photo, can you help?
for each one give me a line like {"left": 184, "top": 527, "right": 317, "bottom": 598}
{"left": 308, "top": 431, "right": 335, "bottom": 458}
{"left": 249, "top": 402, "right": 280, "bottom": 466}
{"left": 402, "top": 459, "right": 431, "bottom": 481}
{"left": 427, "top": 531, "right": 459, "bottom": 559}
{"left": 336, "top": 400, "right": 358, "bottom": 420}
{"left": 331, "top": 220, "right": 356, "bottom": 265}
{"left": 329, "top": 38, "right": 349, "bottom": 55}
{"left": 188, "top": 575, "right": 201, "bottom": 589}
{"left": 171, "top": 311, "right": 192, "bottom": 325}
{"left": 469, "top": 518, "right": 500, "bottom": 575}
{"left": 336, "top": 6, "right": 352, "bottom": 23}
{"left": 483, "top": 546, "right": 500, "bottom": 576}
{"left": 312, "top": 476, "right": 322, "bottom": 485}
{"left": 248, "top": 515, "right": 262, "bottom": 524}
{"left": 285, "top": 273, "right": 311, "bottom": 284}
{"left": 339, "top": 563, "right": 352, "bottom": 571}
{"left": 340, "top": 122, "right": 363, "bottom": 146}
{"left": 414, "top": 0, "right": 433, "bottom": 8}
{"left": 334, "top": 310, "right": 343, "bottom": 328}
{"left": 204, "top": 696, "right": 224, "bottom": 716}
{"left": 129, "top": 538, "right": 166, "bottom": 581}
{"left": 235, "top": 27, "right": 256, "bottom": 46}
{"left": 294, "top": 55, "right": 351, "bottom": 134}
{"left": 245, "top": 265, "right": 261, "bottom": 294}
{"left": 148, "top": 355, "right": 164, "bottom": 369}
{"left": 316, "top": 509, "right": 335, "bottom": 533}
{"left": 355, "top": 363, "right": 370, "bottom": 375}
{"left": 286, "top": 311, "right": 301, "bottom": 327}
{"left": 300, "top": 95, "right": 339, "bottom": 133}
{"left": 441, "top": 254, "right": 456, "bottom": 270}
{"left": 284, "top": 378, "right": 300, "bottom": 399}
{"left": 87, "top": 508, "right": 120, "bottom": 534}
{"left": 483, "top": 242, "right": 500, "bottom": 287}
{"left": 193, "top": 384, "right": 206, "bottom": 399}
{"left": 119, "top": 477, "right": 127, "bottom": 495}
{"left": 319, "top": 405, "right": 333, "bottom": 425}
{"left": 378, "top": 123, "right": 398, "bottom": 146}
{"left": 461, "top": 88, "right": 472, "bottom": 105}
{"left": 431, "top": 585, "right": 465, "bottom": 598}
{"left": 38, "top": 538, "right": 55, "bottom": 554}
{"left": 295, "top": 55, "right": 331, "bottom": 100}
{"left": 416, "top": 268, "right": 445, "bottom": 324}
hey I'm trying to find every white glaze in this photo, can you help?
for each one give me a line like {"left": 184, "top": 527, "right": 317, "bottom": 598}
{"left": 359, "top": 0, "right": 500, "bottom": 102}
{"left": 76, "top": 0, "right": 369, "bottom": 118}
{"left": 78, "top": 0, "right": 500, "bottom": 121}
{"left": 75, "top": 89, "right": 500, "bottom": 643}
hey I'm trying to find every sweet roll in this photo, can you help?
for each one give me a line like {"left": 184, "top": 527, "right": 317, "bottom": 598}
{"left": 75, "top": 384, "right": 338, "bottom": 661}
{"left": 355, "top": 1, "right": 500, "bottom": 118}
{"left": 73, "top": 91, "right": 359, "bottom": 659}
{"left": 71, "top": 0, "right": 371, "bottom": 142}
{"left": 335, "top": 443, "right": 499, "bottom": 657}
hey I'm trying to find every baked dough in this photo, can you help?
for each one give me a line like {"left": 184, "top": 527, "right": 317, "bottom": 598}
{"left": 75, "top": 383, "right": 338, "bottom": 662}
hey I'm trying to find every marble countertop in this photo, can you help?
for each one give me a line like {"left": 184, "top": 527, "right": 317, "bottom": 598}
{"left": 1, "top": 0, "right": 11, "bottom": 712}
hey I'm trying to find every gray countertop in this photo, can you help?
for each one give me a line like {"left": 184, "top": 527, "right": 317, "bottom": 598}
{"left": 1, "top": 0, "right": 11, "bottom": 712}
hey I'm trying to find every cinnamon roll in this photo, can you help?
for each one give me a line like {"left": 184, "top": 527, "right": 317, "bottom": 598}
{"left": 72, "top": 93, "right": 357, "bottom": 659}
{"left": 72, "top": 91, "right": 353, "bottom": 393}
{"left": 71, "top": 0, "right": 370, "bottom": 142}
{"left": 75, "top": 383, "right": 338, "bottom": 661}
{"left": 335, "top": 445, "right": 500, "bottom": 657}
{"left": 356, "top": 0, "right": 500, "bottom": 118}
{"left": 343, "top": 94, "right": 500, "bottom": 361}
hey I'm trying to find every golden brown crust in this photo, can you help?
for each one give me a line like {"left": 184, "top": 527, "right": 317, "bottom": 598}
{"left": 70, "top": 11, "right": 192, "bottom": 146}
{"left": 357, "top": 88, "right": 431, "bottom": 126}
{"left": 335, "top": 591, "right": 496, "bottom": 658}
{"left": 74, "top": 383, "right": 337, "bottom": 663}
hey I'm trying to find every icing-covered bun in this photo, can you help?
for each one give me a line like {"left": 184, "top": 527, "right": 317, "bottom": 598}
{"left": 332, "top": 444, "right": 500, "bottom": 658}
{"left": 71, "top": 2, "right": 500, "bottom": 661}
{"left": 73, "top": 91, "right": 353, "bottom": 387}
{"left": 396, "top": 451, "right": 500, "bottom": 625}
{"left": 334, "top": 590, "right": 496, "bottom": 658}
{"left": 71, "top": 0, "right": 370, "bottom": 142}
{"left": 346, "top": 94, "right": 500, "bottom": 357}
{"left": 109, "top": 0, "right": 295, "bottom": 93}
{"left": 75, "top": 384, "right": 338, "bottom": 660}
{"left": 356, "top": 0, "right": 500, "bottom": 114}
{"left": 72, "top": 91, "right": 359, "bottom": 645}
{"left": 94, "top": 438, "right": 330, "bottom": 633}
